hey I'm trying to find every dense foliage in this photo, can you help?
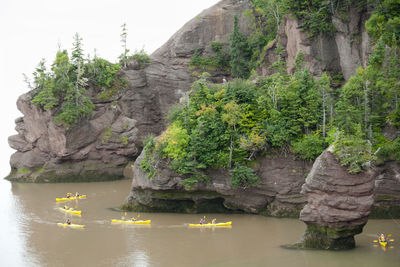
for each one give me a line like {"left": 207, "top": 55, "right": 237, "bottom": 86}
{"left": 366, "top": 0, "right": 400, "bottom": 46}
{"left": 143, "top": 46, "right": 337, "bottom": 187}
{"left": 30, "top": 34, "right": 97, "bottom": 127}
{"left": 230, "top": 15, "right": 253, "bottom": 78}
{"left": 189, "top": 42, "right": 230, "bottom": 71}
{"left": 27, "top": 28, "right": 149, "bottom": 127}
{"left": 144, "top": 0, "right": 400, "bottom": 181}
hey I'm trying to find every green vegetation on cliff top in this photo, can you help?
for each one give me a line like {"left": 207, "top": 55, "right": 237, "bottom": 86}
{"left": 26, "top": 24, "right": 150, "bottom": 128}
{"left": 142, "top": 1, "right": 400, "bottom": 181}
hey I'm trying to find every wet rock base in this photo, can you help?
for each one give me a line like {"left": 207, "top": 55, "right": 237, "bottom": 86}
{"left": 283, "top": 224, "right": 363, "bottom": 250}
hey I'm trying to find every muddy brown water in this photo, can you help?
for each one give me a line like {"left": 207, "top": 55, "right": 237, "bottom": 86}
{"left": 0, "top": 179, "right": 399, "bottom": 267}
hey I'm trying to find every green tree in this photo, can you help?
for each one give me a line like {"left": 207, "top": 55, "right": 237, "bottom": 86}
{"left": 230, "top": 15, "right": 251, "bottom": 79}
{"left": 31, "top": 60, "right": 59, "bottom": 110}
{"left": 366, "top": 0, "right": 400, "bottom": 46}
{"left": 292, "top": 133, "right": 325, "bottom": 161}
{"left": 222, "top": 100, "right": 241, "bottom": 168}
{"left": 71, "top": 33, "right": 84, "bottom": 67}
{"left": 317, "top": 73, "right": 333, "bottom": 139}
{"left": 119, "top": 23, "right": 130, "bottom": 68}
{"left": 230, "top": 163, "right": 259, "bottom": 189}
{"left": 333, "top": 126, "right": 375, "bottom": 174}
{"left": 157, "top": 121, "right": 190, "bottom": 161}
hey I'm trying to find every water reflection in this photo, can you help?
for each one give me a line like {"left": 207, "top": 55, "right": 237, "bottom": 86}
{"left": 0, "top": 180, "right": 40, "bottom": 266}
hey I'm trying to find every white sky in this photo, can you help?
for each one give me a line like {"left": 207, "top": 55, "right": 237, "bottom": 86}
{"left": 0, "top": 0, "right": 219, "bottom": 178}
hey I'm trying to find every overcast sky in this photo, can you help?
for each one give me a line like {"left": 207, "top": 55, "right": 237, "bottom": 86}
{"left": 0, "top": 0, "right": 219, "bottom": 179}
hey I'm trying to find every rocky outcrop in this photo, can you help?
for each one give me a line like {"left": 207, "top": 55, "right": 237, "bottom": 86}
{"left": 288, "top": 146, "right": 375, "bottom": 250}
{"left": 371, "top": 161, "right": 400, "bottom": 218}
{"left": 123, "top": 149, "right": 311, "bottom": 216}
{"left": 332, "top": 5, "right": 371, "bottom": 80}
{"left": 6, "top": 0, "right": 252, "bottom": 182}
{"left": 258, "top": 6, "right": 370, "bottom": 81}
{"left": 7, "top": 91, "right": 139, "bottom": 182}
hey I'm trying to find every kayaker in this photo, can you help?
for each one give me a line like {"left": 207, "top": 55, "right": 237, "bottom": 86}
{"left": 200, "top": 218, "right": 204, "bottom": 225}
{"left": 63, "top": 205, "right": 68, "bottom": 210}
{"left": 66, "top": 219, "right": 71, "bottom": 225}
{"left": 131, "top": 217, "right": 137, "bottom": 221}
{"left": 212, "top": 218, "right": 216, "bottom": 224}
{"left": 379, "top": 233, "right": 386, "bottom": 242}
{"left": 75, "top": 192, "right": 80, "bottom": 197}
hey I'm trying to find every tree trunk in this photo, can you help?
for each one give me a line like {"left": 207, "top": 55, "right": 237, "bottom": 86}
{"left": 323, "top": 100, "right": 326, "bottom": 139}
{"left": 364, "top": 80, "right": 372, "bottom": 141}
{"left": 229, "top": 136, "right": 233, "bottom": 169}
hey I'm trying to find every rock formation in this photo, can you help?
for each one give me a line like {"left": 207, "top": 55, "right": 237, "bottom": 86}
{"left": 6, "top": 0, "right": 252, "bottom": 182}
{"left": 258, "top": 6, "right": 371, "bottom": 81}
{"left": 288, "top": 146, "right": 375, "bottom": 250}
{"left": 124, "top": 150, "right": 311, "bottom": 216}
{"left": 371, "top": 161, "right": 400, "bottom": 218}
{"left": 6, "top": 0, "right": 400, "bottom": 231}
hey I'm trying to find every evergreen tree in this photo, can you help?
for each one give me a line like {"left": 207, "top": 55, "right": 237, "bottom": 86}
{"left": 71, "top": 33, "right": 84, "bottom": 67}
{"left": 317, "top": 73, "right": 332, "bottom": 139}
{"left": 230, "top": 15, "right": 251, "bottom": 79}
{"left": 119, "top": 23, "right": 130, "bottom": 68}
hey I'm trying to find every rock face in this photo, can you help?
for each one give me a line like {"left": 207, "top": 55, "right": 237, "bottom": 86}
{"left": 371, "top": 161, "right": 400, "bottom": 218}
{"left": 6, "top": 0, "right": 252, "bottom": 182}
{"left": 290, "top": 146, "right": 375, "bottom": 250}
{"left": 258, "top": 7, "right": 370, "bottom": 81}
{"left": 7, "top": 91, "right": 140, "bottom": 182}
{"left": 124, "top": 149, "right": 311, "bottom": 216}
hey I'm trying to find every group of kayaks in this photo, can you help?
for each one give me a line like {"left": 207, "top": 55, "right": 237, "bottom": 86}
{"left": 56, "top": 192, "right": 232, "bottom": 229}
{"left": 56, "top": 193, "right": 86, "bottom": 228}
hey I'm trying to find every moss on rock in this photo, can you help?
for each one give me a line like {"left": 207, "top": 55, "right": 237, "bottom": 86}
{"left": 283, "top": 224, "right": 363, "bottom": 250}
{"left": 369, "top": 205, "right": 400, "bottom": 219}
{"left": 5, "top": 163, "right": 127, "bottom": 183}
{"left": 123, "top": 189, "right": 242, "bottom": 214}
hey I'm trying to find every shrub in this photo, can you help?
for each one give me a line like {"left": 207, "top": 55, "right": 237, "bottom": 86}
{"left": 230, "top": 163, "right": 259, "bottom": 189}
{"left": 87, "top": 58, "right": 121, "bottom": 89}
{"left": 333, "top": 127, "right": 375, "bottom": 174}
{"left": 139, "top": 158, "right": 156, "bottom": 179}
{"left": 139, "top": 135, "right": 157, "bottom": 179}
{"left": 376, "top": 137, "right": 400, "bottom": 162}
{"left": 101, "top": 126, "right": 112, "bottom": 144}
{"left": 157, "top": 122, "right": 190, "bottom": 161}
{"left": 128, "top": 49, "right": 151, "bottom": 68}
{"left": 180, "top": 177, "right": 199, "bottom": 191}
{"left": 180, "top": 174, "right": 211, "bottom": 190}
{"left": 292, "top": 133, "right": 326, "bottom": 161}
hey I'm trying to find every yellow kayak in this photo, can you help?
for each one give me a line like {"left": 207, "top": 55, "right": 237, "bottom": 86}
{"left": 59, "top": 207, "right": 82, "bottom": 215}
{"left": 379, "top": 240, "right": 388, "bottom": 247}
{"left": 57, "top": 223, "right": 85, "bottom": 228}
{"left": 56, "top": 195, "right": 87, "bottom": 202}
{"left": 189, "top": 221, "right": 232, "bottom": 227}
{"left": 111, "top": 219, "right": 151, "bottom": 224}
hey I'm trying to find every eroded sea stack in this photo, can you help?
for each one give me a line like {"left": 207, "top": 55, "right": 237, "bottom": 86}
{"left": 6, "top": 0, "right": 252, "bottom": 182}
{"left": 289, "top": 146, "right": 375, "bottom": 250}
{"left": 6, "top": 0, "right": 400, "bottom": 230}
{"left": 124, "top": 152, "right": 311, "bottom": 216}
